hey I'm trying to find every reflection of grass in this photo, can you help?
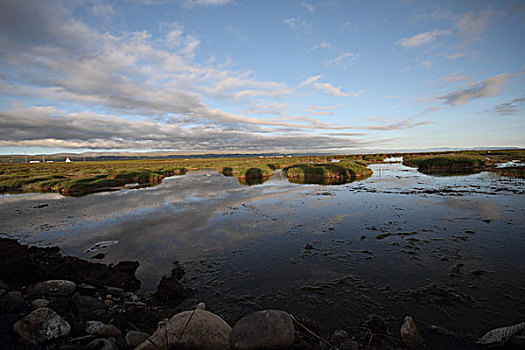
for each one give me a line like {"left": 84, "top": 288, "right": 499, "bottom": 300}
{"left": 283, "top": 160, "right": 372, "bottom": 183}
{"left": 490, "top": 167, "right": 525, "bottom": 179}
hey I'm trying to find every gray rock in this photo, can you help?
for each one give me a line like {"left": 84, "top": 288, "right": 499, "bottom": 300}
{"left": 196, "top": 302, "right": 206, "bottom": 310}
{"left": 400, "top": 316, "right": 424, "bottom": 348}
{"left": 31, "top": 298, "right": 50, "bottom": 308}
{"left": 28, "top": 280, "right": 76, "bottom": 296}
{"left": 230, "top": 310, "right": 295, "bottom": 350}
{"left": 73, "top": 295, "right": 109, "bottom": 321}
{"left": 126, "top": 330, "right": 148, "bottom": 347}
{"left": 327, "top": 329, "right": 358, "bottom": 350}
{"left": 8, "top": 290, "right": 22, "bottom": 298}
{"left": 106, "top": 287, "right": 124, "bottom": 296}
{"left": 13, "top": 307, "right": 70, "bottom": 344}
{"left": 135, "top": 309, "right": 231, "bottom": 350}
{"left": 86, "top": 320, "right": 122, "bottom": 337}
{"left": 86, "top": 338, "right": 119, "bottom": 350}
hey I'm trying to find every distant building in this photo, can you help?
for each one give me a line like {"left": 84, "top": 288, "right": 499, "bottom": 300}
{"left": 29, "top": 160, "right": 40, "bottom": 163}
{"left": 65, "top": 157, "right": 72, "bottom": 162}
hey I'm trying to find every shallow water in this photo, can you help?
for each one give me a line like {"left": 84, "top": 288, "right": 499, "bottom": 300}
{"left": 1, "top": 164, "right": 524, "bottom": 337}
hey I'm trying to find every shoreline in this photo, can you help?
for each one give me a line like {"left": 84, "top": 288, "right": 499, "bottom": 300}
{"left": 2, "top": 237, "right": 520, "bottom": 349}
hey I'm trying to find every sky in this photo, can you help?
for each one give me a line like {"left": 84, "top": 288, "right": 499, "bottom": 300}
{"left": 0, "top": 0, "right": 524, "bottom": 155}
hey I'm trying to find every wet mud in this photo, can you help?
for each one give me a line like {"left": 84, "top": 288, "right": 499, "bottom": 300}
{"left": 1, "top": 164, "right": 524, "bottom": 343}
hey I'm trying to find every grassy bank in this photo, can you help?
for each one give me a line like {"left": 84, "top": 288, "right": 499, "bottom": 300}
{"left": 403, "top": 154, "right": 487, "bottom": 173}
{"left": 283, "top": 159, "right": 372, "bottom": 183}
{"left": 0, "top": 156, "right": 346, "bottom": 195}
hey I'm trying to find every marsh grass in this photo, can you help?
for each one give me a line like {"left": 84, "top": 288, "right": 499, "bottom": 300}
{"left": 0, "top": 156, "right": 335, "bottom": 195}
{"left": 403, "top": 154, "right": 487, "bottom": 173}
{"left": 283, "top": 160, "right": 372, "bottom": 183}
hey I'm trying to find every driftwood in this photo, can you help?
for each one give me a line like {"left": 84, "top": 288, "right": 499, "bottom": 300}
{"left": 477, "top": 322, "right": 525, "bottom": 347}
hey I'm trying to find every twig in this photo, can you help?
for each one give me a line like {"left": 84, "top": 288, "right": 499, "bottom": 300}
{"left": 178, "top": 308, "right": 197, "bottom": 341}
{"left": 289, "top": 314, "right": 341, "bottom": 350}
{"left": 126, "top": 320, "right": 161, "bottom": 350}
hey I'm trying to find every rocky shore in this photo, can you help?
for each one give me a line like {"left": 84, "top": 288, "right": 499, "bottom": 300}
{"left": 1, "top": 238, "right": 524, "bottom": 350}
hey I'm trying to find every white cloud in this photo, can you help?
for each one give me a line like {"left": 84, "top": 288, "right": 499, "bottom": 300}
{"left": 304, "top": 104, "right": 343, "bottom": 116}
{"left": 430, "top": 73, "right": 472, "bottom": 85}
{"left": 283, "top": 17, "right": 310, "bottom": 30}
{"left": 90, "top": 1, "right": 116, "bottom": 22}
{"left": 486, "top": 97, "right": 525, "bottom": 115}
{"left": 396, "top": 29, "right": 452, "bottom": 48}
{"left": 324, "top": 52, "right": 359, "bottom": 68}
{"left": 445, "top": 52, "right": 466, "bottom": 60}
{"left": 456, "top": 10, "right": 496, "bottom": 44}
{"left": 300, "top": 1, "right": 314, "bottom": 13}
{"left": 308, "top": 42, "right": 331, "bottom": 52}
{"left": 300, "top": 75, "right": 348, "bottom": 96}
{"left": 440, "top": 73, "right": 512, "bottom": 106}
{"left": 0, "top": 0, "right": 376, "bottom": 154}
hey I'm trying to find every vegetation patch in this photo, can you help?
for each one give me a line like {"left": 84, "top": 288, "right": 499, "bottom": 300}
{"left": 283, "top": 160, "right": 372, "bottom": 184}
{"left": 403, "top": 154, "right": 487, "bottom": 173}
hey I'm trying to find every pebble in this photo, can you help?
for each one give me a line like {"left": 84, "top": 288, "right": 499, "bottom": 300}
{"left": 400, "top": 316, "right": 424, "bottom": 348}
{"left": 28, "top": 280, "right": 76, "bottom": 296}
{"left": 31, "top": 298, "right": 50, "bottom": 308}
{"left": 230, "top": 310, "right": 294, "bottom": 350}
{"left": 196, "top": 302, "right": 206, "bottom": 310}
{"left": 86, "top": 338, "right": 118, "bottom": 350}
{"left": 106, "top": 287, "right": 124, "bottom": 296}
{"left": 85, "top": 320, "right": 122, "bottom": 337}
{"left": 13, "top": 307, "right": 71, "bottom": 344}
{"left": 125, "top": 330, "right": 148, "bottom": 347}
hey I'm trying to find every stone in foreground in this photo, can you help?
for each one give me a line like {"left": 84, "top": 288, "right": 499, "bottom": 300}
{"left": 85, "top": 320, "right": 122, "bottom": 337}
{"left": 135, "top": 309, "right": 231, "bottom": 350}
{"left": 13, "top": 307, "right": 71, "bottom": 344}
{"left": 400, "top": 316, "right": 424, "bottom": 348}
{"left": 230, "top": 309, "right": 295, "bottom": 350}
{"left": 28, "top": 280, "right": 76, "bottom": 296}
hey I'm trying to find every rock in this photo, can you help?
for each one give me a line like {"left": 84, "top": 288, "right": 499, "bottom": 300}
{"left": 196, "top": 302, "right": 206, "bottom": 310}
{"left": 91, "top": 253, "right": 106, "bottom": 260}
{"left": 77, "top": 284, "right": 98, "bottom": 295}
{"left": 73, "top": 295, "right": 109, "bottom": 321}
{"left": 153, "top": 264, "right": 186, "bottom": 302}
{"left": 0, "top": 289, "right": 6, "bottom": 296}
{"left": 400, "top": 316, "right": 424, "bottom": 348}
{"left": 85, "top": 320, "right": 122, "bottom": 337}
{"left": 28, "top": 280, "right": 76, "bottom": 296}
{"left": 230, "top": 310, "right": 294, "bottom": 350}
{"left": 86, "top": 338, "right": 119, "bottom": 350}
{"left": 366, "top": 314, "right": 387, "bottom": 334}
{"left": 125, "top": 330, "right": 148, "bottom": 347}
{"left": 106, "top": 287, "right": 124, "bottom": 296}
{"left": 32, "top": 298, "right": 50, "bottom": 308}
{"left": 327, "top": 329, "right": 359, "bottom": 350}
{"left": 135, "top": 309, "right": 231, "bottom": 350}
{"left": 13, "top": 307, "right": 70, "bottom": 344}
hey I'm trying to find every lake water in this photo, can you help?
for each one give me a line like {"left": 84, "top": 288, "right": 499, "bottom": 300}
{"left": 1, "top": 163, "right": 524, "bottom": 337}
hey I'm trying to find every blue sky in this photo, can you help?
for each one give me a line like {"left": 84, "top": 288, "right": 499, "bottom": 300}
{"left": 0, "top": 0, "right": 524, "bottom": 155}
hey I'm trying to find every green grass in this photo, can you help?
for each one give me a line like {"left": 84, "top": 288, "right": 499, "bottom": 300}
{"left": 0, "top": 156, "right": 345, "bottom": 195}
{"left": 403, "top": 154, "right": 487, "bottom": 172}
{"left": 283, "top": 160, "right": 372, "bottom": 183}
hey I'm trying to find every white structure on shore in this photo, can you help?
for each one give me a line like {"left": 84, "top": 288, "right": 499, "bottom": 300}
{"left": 65, "top": 157, "right": 72, "bottom": 162}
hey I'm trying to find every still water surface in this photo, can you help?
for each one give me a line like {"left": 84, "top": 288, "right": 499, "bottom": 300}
{"left": 1, "top": 163, "right": 524, "bottom": 335}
